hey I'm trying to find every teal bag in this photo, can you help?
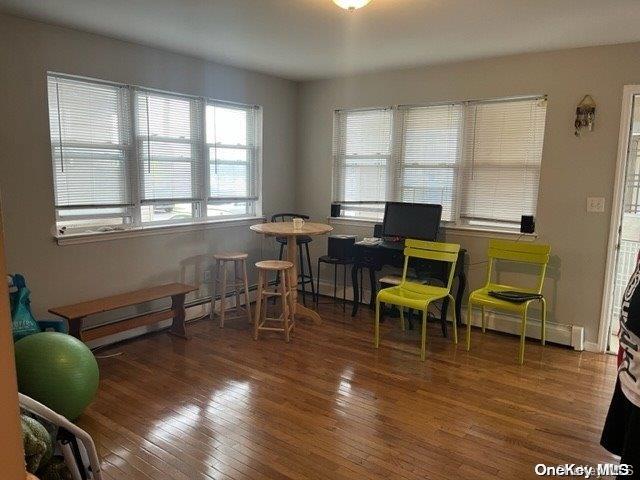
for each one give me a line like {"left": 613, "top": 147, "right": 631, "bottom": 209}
{"left": 9, "top": 274, "right": 40, "bottom": 341}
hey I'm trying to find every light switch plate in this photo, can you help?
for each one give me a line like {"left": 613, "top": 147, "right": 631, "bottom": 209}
{"left": 586, "top": 197, "right": 605, "bottom": 213}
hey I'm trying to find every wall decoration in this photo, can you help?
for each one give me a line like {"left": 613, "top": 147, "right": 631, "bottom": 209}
{"left": 575, "top": 95, "right": 596, "bottom": 137}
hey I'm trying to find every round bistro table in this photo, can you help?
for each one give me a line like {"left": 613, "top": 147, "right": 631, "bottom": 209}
{"left": 250, "top": 221, "right": 333, "bottom": 324}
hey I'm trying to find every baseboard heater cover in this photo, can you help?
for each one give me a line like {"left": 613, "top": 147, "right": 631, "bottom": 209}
{"left": 315, "top": 280, "right": 585, "bottom": 351}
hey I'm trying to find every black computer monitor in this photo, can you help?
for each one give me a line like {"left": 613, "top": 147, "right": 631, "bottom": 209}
{"left": 382, "top": 202, "right": 442, "bottom": 241}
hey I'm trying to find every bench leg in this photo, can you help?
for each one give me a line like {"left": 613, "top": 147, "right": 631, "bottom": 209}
{"left": 68, "top": 317, "right": 84, "bottom": 340}
{"left": 169, "top": 294, "right": 189, "bottom": 339}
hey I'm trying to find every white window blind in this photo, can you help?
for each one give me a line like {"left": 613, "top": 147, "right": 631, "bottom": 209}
{"left": 47, "top": 73, "right": 262, "bottom": 232}
{"left": 332, "top": 96, "right": 547, "bottom": 230}
{"left": 398, "top": 104, "right": 463, "bottom": 221}
{"left": 48, "top": 75, "right": 131, "bottom": 211}
{"left": 460, "top": 98, "right": 547, "bottom": 227}
{"left": 135, "top": 90, "right": 202, "bottom": 204}
{"left": 332, "top": 109, "right": 393, "bottom": 217}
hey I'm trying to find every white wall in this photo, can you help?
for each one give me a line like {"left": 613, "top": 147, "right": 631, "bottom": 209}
{"left": 0, "top": 14, "right": 298, "bottom": 323}
{"left": 296, "top": 42, "right": 640, "bottom": 346}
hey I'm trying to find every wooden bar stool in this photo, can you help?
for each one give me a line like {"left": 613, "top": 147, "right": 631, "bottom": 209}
{"left": 210, "top": 252, "right": 252, "bottom": 328}
{"left": 254, "top": 260, "right": 295, "bottom": 341}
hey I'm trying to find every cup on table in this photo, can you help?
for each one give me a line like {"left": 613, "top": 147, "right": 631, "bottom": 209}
{"left": 293, "top": 218, "right": 305, "bottom": 231}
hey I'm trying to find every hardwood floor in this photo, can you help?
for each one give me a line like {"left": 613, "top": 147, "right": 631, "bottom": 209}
{"left": 79, "top": 302, "right": 619, "bottom": 480}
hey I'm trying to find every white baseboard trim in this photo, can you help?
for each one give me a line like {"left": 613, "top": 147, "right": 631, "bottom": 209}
{"left": 315, "top": 278, "right": 369, "bottom": 303}
{"left": 584, "top": 341, "right": 602, "bottom": 353}
{"left": 315, "top": 279, "right": 585, "bottom": 351}
{"left": 90, "top": 278, "right": 587, "bottom": 353}
{"left": 466, "top": 308, "right": 584, "bottom": 351}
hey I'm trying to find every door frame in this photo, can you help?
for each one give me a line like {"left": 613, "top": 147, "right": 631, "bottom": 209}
{"left": 598, "top": 85, "right": 640, "bottom": 352}
{"left": 0, "top": 195, "right": 27, "bottom": 478}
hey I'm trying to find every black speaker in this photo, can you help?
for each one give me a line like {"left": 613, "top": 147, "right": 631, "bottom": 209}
{"left": 330, "top": 203, "right": 341, "bottom": 218}
{"left": 520, "top": 215, "right": 535, "bottom": 234}
{"left": 373, "top": 224, "right": 384, "bottom": 238}
{"left": 328, "top": 235, "right": 357, "bottom": 260}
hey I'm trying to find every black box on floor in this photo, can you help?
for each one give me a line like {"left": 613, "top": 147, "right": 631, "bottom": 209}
{"left": 328, "top": 235, "right": 357, "bottom": 260}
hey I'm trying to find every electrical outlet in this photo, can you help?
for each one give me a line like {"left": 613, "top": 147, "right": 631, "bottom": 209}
{"left": 586, "top": 197, "right": 605, "bottom": 213}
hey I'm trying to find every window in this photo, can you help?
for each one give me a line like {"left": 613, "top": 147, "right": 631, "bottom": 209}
{"left": 624, "top": 135, "right": 640, "bottom": 214}
{"left": 47, "top": 73, "right": 262, "bottom": 233}
{"left": 398, "top": 104, "right": 463, "bottom": 222}
{"left": 332, "top": 97, "right": 547, "bottom": 230}
{"left": 206, "top": 102, "right": 259, "bottom": 218}
{"left": 135, "top": 90, "right": 201, "bottom": 224}
{"left": 460, "top": 100, "right": 547, "bottom": 228}
{"left": 332, "top": 109, "right": 393, "bottom": 218}
{"left": 48, "top": 76, "right": 133, "bottom": 227}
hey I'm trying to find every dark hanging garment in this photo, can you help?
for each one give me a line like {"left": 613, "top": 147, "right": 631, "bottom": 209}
{"left": 601, "top": 261, "right": 640, "bottom": 476}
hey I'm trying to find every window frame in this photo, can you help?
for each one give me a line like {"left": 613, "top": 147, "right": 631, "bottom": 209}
{"left": 47, "top": 72, "right": 263, "bottom": 237}
{"left": 205, "top": 100, "right": 260, "bottom": 219}
{"left": 332, "top": 108, "right": 394, "bottom": 220}
{"left": 48, "top": 75, "right": 135, "bottom": 228}
{"left": 332, "top": 96, "right": 547, "bottom": 232}
{"left": 395, "top": 103, "right": 465, "bottom": 223}
{"left": 133, "top": 88, "right": 203, "bottom": 226}
{"left": 458, "top": 98, "right": 546, "bottom": 230}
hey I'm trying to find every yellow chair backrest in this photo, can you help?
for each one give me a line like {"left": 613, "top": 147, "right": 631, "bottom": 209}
{"left": 402, "top": 239, "right": 461, "bottom": 292}
{"left": 486, "top": 239, "right": 550, "bottom": 293}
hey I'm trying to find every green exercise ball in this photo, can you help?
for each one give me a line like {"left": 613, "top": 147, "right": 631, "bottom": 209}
{"left": 15, "top": 332, "right": 99, "bottom": 420}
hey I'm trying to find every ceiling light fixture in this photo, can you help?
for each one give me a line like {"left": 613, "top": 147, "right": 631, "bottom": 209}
{"left": 333, "top": 0, "right": 372, "bottom": 12}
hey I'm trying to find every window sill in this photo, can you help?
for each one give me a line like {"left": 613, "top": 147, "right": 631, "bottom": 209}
{"left": 443, "top": 224, "right": 538, "bottom": 241}
{"left": 55, "top": 216, "right": 266, "bottom": 246}
{"left": 327, "top": 216, "right": 379, "bottom": 227}
{"left": 326, "top": 216, "right": 538, "bottom": 241}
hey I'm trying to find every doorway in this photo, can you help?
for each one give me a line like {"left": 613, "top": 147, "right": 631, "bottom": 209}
{"left": 601, "top": 86, "right": 640, "bottom": 353}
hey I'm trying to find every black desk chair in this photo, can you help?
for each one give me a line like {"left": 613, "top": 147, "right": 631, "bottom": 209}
{"left": 272, "top": 213, "right": 315, "bottom": 305}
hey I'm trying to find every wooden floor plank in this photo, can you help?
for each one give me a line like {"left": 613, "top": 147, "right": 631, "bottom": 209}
{"left": 77, "top": 302, "right": 618, "bottom": 479}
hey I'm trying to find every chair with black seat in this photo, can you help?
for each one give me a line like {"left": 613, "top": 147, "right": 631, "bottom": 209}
{"left": 271, "top": 213, "right": 315, "bottom": 305}
{"left": 316, "top": 235, "right": 357, "bottom": 311}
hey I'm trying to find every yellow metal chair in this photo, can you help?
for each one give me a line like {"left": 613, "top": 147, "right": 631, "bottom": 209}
{"left": 375, "top": 240, "right": 461, "bottom": 361}
{"left": 466, "top": 239, "right": 550, "bottom": 364}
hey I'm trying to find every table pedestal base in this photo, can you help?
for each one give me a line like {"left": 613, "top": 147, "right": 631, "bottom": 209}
{"left": 294, "top": 303, "right": 322, "bottom": 325}
{"left": 286, "top": 235, "right": 322, "bottom": 325}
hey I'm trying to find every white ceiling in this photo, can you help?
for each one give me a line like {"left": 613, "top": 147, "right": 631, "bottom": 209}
{"left": 2, "top": 0, "right": 640, "bottom": 80}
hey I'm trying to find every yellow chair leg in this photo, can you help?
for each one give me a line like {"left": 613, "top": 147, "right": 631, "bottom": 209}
{"left": 540, "top": 298, "right": 546, "bottom": 346}
{"left": 481, "top": 306, "right": 486, "bottom": 333}
{"left": 374, "top": 299, "right": 380, "bottom": 349}
{"left": 421, "top": 308, "right": 428, "bottom": 361}
{"left": 466, "top": 301, "right": 472, "bottom": 351}
{"left": 400, "top": 307, "right": 405, "bottom": 332}
{"left": 518, "top": 306, "right": 529, "bottom": 365}
{"left": 449, "top": 295, "right": 458, "bottom": 345}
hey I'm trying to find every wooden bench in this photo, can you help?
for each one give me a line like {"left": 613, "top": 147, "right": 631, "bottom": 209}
{"left": 49, "top": 283, "right": 198, "bottom": 342}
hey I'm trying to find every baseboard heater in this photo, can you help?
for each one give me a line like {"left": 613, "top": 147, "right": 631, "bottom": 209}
{"left": 316, "top": 280, "right": 585, "bottom": 351}
{"left": 85, "top": 285, "right": 261, "bottom": 350}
